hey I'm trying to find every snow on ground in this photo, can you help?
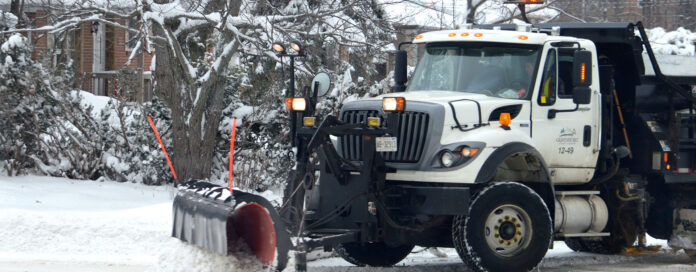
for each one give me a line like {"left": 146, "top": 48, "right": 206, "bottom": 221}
{"left": 309, "top": 230, "right": 679, "bottom": 271}
{"left": 0, "top": 174, "right": 690, "bottom": 272}
{"left": 0, "top": 175, "right": 263, "bottom": 272}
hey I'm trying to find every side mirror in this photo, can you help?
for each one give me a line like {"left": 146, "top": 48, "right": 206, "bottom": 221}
{"left": 572, "top": 50, "right": 592, "bottom": 87}
{"left": 572, "top": 87, "right": 591, "bottom": 104}
{"left": 311, "top": 72, "right": 331, "bottom": 97}
{"left": 394, "top": 50, "right": 407, "bottom": 92}
{"left": 572, "top": 50, "right": 593, "bottom": 105}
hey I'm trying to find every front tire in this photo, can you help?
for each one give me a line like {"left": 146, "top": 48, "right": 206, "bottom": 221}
{"left": 453, "top": 182, "right": 552, "bottom": 272}
{"left": 335, "top": 242, "right": 414, "bottom": 267}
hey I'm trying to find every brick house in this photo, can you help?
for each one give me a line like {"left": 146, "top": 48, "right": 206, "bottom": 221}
{"left": 551, "top": 0, "right": 696, "bottom": 30}
{"left": 2, "top": 5, "right": 155, "bottom": 101}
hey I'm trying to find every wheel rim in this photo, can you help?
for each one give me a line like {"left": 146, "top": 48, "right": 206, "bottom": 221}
{"left": 483, "top": 204, "right": 533, "bottom": 257}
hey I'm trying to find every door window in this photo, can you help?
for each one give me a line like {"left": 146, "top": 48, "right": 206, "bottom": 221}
{"left": 538, "top": 49, "right": 557, "bottom": 106}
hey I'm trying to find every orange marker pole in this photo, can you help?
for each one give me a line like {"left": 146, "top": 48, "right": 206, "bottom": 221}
{"left": 148, "top": 116, "right": 177, "bottom": 180}
{"left": 229, "top": 118, "right": 237, "bottom": 193}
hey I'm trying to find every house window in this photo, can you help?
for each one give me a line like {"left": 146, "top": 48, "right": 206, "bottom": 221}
{"left": 47, "top": 30, "right": 75, "bottom": 67}
{"left": 125, "top": 17, "right": 138, "bottom": 51}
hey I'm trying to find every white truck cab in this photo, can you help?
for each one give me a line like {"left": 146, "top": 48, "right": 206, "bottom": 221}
{"left": 370, "top": 27, "right": 602, "bottom": 185}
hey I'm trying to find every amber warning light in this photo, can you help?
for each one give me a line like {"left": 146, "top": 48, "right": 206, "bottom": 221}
{"left": 504, "top": 0, "right": 546, "bottom": 4}
{"left": 499, "top": 113, "right": 512, "bottom": 127}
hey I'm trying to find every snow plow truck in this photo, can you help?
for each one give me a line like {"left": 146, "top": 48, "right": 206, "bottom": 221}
{"left": 171, "top": 21, "right": 696, "bottom": 272}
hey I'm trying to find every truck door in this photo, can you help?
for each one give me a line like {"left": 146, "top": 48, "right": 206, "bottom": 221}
{"left": 531, "top": 45, "right": 600, "bottom": 184}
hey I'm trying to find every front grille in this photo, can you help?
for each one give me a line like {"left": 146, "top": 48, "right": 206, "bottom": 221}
{"left": 340, "top": 110, "right": 430, "bottom": 163}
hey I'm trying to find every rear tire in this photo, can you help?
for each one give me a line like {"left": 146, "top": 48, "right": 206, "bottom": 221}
{"left": 685, "top": 249, "right": 696, "bottom": 260}
{"left": 335, "top": 242, "right": 414, "bottom": 267}
{"left": 564, "top": 238, "right": 588, "bottom": 252}
{"left": 453, "top": 182, "right": 552, "bottom": 272}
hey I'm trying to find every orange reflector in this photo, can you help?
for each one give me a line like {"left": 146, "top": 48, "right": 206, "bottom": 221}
{"left": 580, "top": 63, "right": 586, "bottom": 83}
{"left": 474, "top": 33, "right": 483, "bottom": 37}
{"left": 461, "top": 33, "right": 469, "bottom": 37}
{"left": 500, "top": 113, "right": 511, "bottom": 127}
{"left": 415, "top": 35, "right": 423, "bottom": 40}
{"left": 664, "top": 152, "right": 668, "bottom": 162}
{"left": 518, "top": 35, "right": 528, "bottom": 40}
{"left": 285, "top": 97, "right": 293, "bottom": 111}
{"left": 448, "top": 33, "right": 456, "bottom": 37}
{"left": 461, "top": 147, "right": 480, "bottom": 157}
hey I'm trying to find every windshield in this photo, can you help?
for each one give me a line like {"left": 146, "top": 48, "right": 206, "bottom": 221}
{"left": 406, "top": 43, "right": 541, "bottom": 100}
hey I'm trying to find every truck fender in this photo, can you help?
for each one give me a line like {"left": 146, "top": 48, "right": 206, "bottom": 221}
{"left": 474, "top": 142, "right": 556, "bottom": 221}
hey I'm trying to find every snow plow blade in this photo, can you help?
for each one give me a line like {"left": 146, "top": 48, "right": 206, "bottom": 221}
{"left": 172, "top": 181, "right": 290, "bottom": 270}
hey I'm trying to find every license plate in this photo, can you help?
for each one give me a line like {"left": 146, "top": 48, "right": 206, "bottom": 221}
{"left": 376, "top": 137, "right": 398, "bottom": 152}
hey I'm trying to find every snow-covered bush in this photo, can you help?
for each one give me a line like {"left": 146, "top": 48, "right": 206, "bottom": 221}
{"left": 98, "top": 95, "right": 173, "bottom": 185}
{"left": 0, "top": 34, "right": 59, "bottom": 176}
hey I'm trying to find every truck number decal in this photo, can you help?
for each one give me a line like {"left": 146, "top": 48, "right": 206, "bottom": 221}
{"left": 558, "top": 147, "right": 574, "bottom": 154}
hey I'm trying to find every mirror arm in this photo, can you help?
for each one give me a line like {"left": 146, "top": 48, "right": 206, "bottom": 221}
{"left": 398, "top": 42, "right": 413, "bottom": 50}
{"left": 547, "top": 104, "right": 579, "bottom": 119}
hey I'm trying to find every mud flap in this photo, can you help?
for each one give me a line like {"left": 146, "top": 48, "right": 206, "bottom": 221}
{"left": 171, "top": 181, "right": 291, "bottom": 271}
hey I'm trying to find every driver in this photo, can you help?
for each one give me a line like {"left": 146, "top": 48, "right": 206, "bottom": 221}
{"left": 517, "top": 62, "right": 535, "bottom": 97}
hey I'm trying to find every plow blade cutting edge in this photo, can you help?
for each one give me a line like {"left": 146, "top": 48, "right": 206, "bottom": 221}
{"left": 172, "top": 181, "right": 291, "bottom": 271}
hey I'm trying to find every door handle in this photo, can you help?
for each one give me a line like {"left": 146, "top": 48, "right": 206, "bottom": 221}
{"left": 583, "top": 125, "right": 591, "bottom": 147}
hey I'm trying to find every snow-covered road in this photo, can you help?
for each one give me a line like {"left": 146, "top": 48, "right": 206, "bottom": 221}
{"left": 1, "top": 175, "right": 695, "bottom": 271}
{"left": 309, "top": 244, "right": 696, "bottom": 271}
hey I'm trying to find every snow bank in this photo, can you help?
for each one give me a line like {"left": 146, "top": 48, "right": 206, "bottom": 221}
{"left": 646, "top": 27, "right": 696, "bottom": 56}
{"left": 75, "top": 90, "right": 114, "bottom": 117}
{"left": 0, "top": 175, "right": 264, "bottom": 271}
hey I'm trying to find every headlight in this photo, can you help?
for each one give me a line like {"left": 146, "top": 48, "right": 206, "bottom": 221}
{"left": 382, "top": 97, "right": 405, "bottom": 112}
{"left": 285, "top": 97, "right": 307, "bottom": 111}
{"left": 440, "top": 151, "right": 457, "bottom": 168}
{"left": 291, "top": 98, "right": 306, "bottom": 111}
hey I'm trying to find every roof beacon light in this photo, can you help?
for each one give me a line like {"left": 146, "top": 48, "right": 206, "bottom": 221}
{"left": 504, "top": 0, "right": 546, "bottom": 3}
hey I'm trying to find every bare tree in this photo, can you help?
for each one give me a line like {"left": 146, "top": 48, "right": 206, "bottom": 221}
{"left": 2, "top": 0, "right": 392, "bottom": 182}
{"left": 382, "top": 0, "right": 560, "bottom": 28}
